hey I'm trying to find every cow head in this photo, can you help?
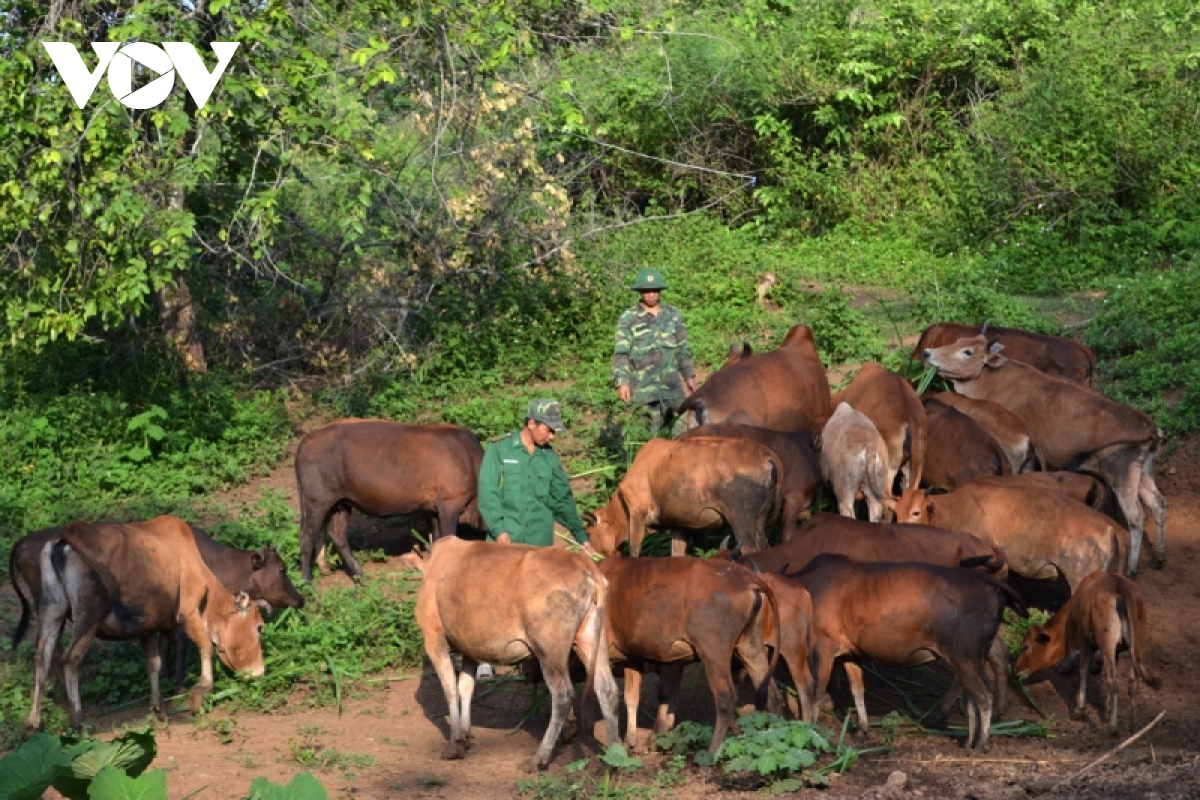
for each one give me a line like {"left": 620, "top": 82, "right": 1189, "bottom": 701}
{"left": 398, "top": 544, "right": 430, "bottom": 574}
{"left": 249, "top": 546, "right": 306, "bottom": 610}
{"left": 893, "top": 486, "right": 934, "bottom": 525}
{"left": 209, "top": 591, "right": 266, "bottom": 677}
{"left": 1013, "top": 624, "right": 1064, "bottom": 679}
{"left": 920, "top": 336, "right": 1006, "bottom": 381}
{"left": 583, "top": 502, "right": 627, "bottom": 557}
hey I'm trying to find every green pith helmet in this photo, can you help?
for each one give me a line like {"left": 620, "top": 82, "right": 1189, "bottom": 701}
{"left": 630, "top": 268, "right": 668, "bottom": 291}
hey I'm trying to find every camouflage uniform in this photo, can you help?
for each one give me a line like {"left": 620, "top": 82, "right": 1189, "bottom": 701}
{"left": 612, "top": 303, "right": 696, "bottom": 436}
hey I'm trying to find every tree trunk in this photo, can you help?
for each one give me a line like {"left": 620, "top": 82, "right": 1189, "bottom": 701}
{"left": 160, "top": 273, "right": 207, "bottom": 372}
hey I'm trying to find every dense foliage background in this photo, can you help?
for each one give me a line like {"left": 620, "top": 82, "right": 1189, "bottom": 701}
{"left": 1, "top": 0, "right": 1198, "bottom": 737}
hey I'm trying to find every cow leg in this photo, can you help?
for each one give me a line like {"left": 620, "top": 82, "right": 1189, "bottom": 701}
{"left": 425, "top": 631, "right": 466, "bottom": 760}
{"left": 528, "top": 652, "right": 576, "bottom": 771}
{"left": 173, "top": 628, "right": 188, "bottom": 692}
{"left": 932, "top": 636, "right": 1009, "bottom": 726}
{"left": 1073, "top": 642, "right": 1091, "bottom": 721}
{"left": 326, "top": 506, "right": 363, "bottom": 581}
{"left": 435, "top": 500, "right": 461, "bottom": 540}
{"left": 27, "top": 581, "right": 70, "bottom": 731}
{"left": 654, "top": 663, "right": 683, "bottom": 735}
{"left": 141, "top": 635, "right": 166, "bottom": 719}
{"left": 178, "top": 611, "right": 222, "bottom": 716}
{"left": 954, "top": 661, "right": 994, "bottom": 752}
{"left": 734, "top": 620, "right": 781, "bottom": 715}
{"left": 1127, "top": 648, "right": 1139, "bottom": 731}
{"left": 841, "top": 661, "right": 870, "bottom": 740}
{"left": 1138, "top": 464, "right": 1167, "bottom": 569}
{"left": 298, "top": 498, "right": 329, "bottom": 582}
{"left": 701, "top": 656, "right": 739, "bottom": 755}
{"left": 457, "top": 658, "right": 477, "bottom": 746}
{"left": 60, "top": 618, "right": 100, "bottom": 729}
{"left": 1103, "top": 648, "right": 1119, "bottom": 732}
{"left": 572, "top": 604, "right": 619, "bottom": 747}
{"left": 670, "top": 533, "right": 688, "bottom": 557}
{"left": 622, "top": 664, "right": 644, "bottom": 751}
{"left": 1110, "top": 460, "right": 1146, "bottom": 576}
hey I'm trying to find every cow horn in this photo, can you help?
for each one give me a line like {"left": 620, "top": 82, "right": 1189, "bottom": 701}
{"left": 234, "top": 591, "right": 252, "bottom": 612}
{"left": 719, "top": 535, "right": 731, "bottom": 552}
{"left": 256, "top": 599, "right": 274, "bottom": 614}
{"left": 980, "top": 320, "right": 989, "bottom": 335}
{"left": 747, "top": 558, "right": 762, "bottom": 574}
{"left": 987, "top": 335, "right": 1001, "bottom": 351}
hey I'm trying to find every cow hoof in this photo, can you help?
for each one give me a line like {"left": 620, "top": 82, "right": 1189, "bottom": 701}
{"left": 1070, "top": 709, "right": 1087, "bottom": 722}
{"left": 518, "top": 758, "right": 545, "bottom": 773}
{"left": 1151, "top": 556, "right": 1165, "bottom": 570}
{"left": 441, "top": 743, "right": 466, "bottom": 760}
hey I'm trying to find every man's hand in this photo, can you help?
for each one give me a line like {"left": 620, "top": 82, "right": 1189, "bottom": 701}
{"left": 685, "top": 377, "right": 697, "bottom": 394}
{"left": 580, "top": 541, "right": 596, "bottom": 557}
{"left": 496, "top": 532, "right": 511, "bottom": 544}
{"left": 617, "top": 385, "right": 631, "bottom": 403}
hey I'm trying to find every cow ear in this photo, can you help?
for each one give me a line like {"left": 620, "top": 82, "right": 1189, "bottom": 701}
{"left": 985, "top": 338, "right": 1006, "bottom": 366}
{"left": 251, "top": 552, "right": 266, "bottom": 570}
{"left": 583, "top": 511, "right": 597, "bottom": 526}
{"left": 234, "top": 591, "right": 252, "bottom": 613}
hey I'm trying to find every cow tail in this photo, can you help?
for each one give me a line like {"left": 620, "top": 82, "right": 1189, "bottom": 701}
{"left": 980, "top": 572, "right": 1027, "bottom": 619}
{"left": 59, "top": 522, "right": 146, "bottom": 632}
{"left": 1118, "top": 582, "right": 1159, "bottom": 689}
{"left": 9, "top": 543, "right": 32, "bottom": 648}
{"left": 579, "top": 560, "right": 614, "bottom": 740}
{"left": 748, "top": 575, "right": 782, "bottom": 711}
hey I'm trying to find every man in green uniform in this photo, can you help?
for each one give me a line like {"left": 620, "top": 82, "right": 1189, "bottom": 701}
{"left": 477, "top": 398, "right": 594, "bottom": 553}
{"left": 612, "top": 268, "right": 696, "bottom": 436}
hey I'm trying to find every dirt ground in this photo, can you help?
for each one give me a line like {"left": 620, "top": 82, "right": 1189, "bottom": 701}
{"left": 11, "top": 433, "right": 1200, "bottom": 799}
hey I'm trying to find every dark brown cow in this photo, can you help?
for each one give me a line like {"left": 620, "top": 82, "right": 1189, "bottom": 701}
{"left": 723, "top": 513, "right": 1007, "bottom": 577}
{"left": 795, "top": 554, "right": 1025, "bottom": 751}
{"left": 668, "top": 324, "right": 831, "bottom": 434}
{"left": 833, "top": 362, "right": 926, "bottom": 493}
{"left": 922, "top": 397, "right": 1011, "bottom": 490}
{"left": 11, "top": 523, "right": 302, "bottom": 688}
{"left": 921, "top": 336, "right": 1165, "bottom": 574}
{"left": 598, "top": 556, "right": 779, "bottom": 754}
{"left": 750, "top": 572, "right": 815, "bottom": 724}
{"left": 1015, "top": 572, "right": 1158, "bottom": 731}
{"left": 295, "top": 420, "right": 485, "bottom": 580}
{"left": 26, "top": 517, "right": 265, "bottom": 729}
{"left": 912, "top": 322, "right": 1097, "bottom": 385}
{"left": 585, "top": 437, "right": 777, "bottom": 557}
{"left": 924, "top": 391, "right": 1037, "bottom": 473}
{"left": 895, "top": 483, "right": 1122, "bottom": 591}
{"left": 406, "top": 537, "right": 619, "bottom": 771}
{"left": 678, "top": 423, "right": 821, "bottom": 542}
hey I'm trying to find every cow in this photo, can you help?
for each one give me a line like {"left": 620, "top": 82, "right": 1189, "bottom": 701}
{"left": 678, "top": 423, "right": 821, "bottom": 542}
{"left": 820, "top": 402, "right": 894, "bottom": 522}
{"left": 11, "top": 523, "right": 303, "bottom": 690}
{"left": 912, "top": 322, "right": 1097, "bottom": 385}
{"left": 405, "top": 537, "right": 619, "bottom": 771}
{"left": 667, "top": 324, "right": 831, "bottom": 435}
{"left": 584, "top": 437, "right": 778, "bottom": 558}
{"left": 922, "top": 397, "right": 1011, "bottom": 490}
{"left": 924, "top": 391, "right": 1037, "bottom": 473}
{"left": 921, "top": 336, "right": 1165, "bottom": 574}
{"left": 25, "top": 517, "right": 265, "bottom": 729}
{"left": 969, "top": 472, "right": 1119, "bottom": 522}
{"left": 832, "top": 363, "right": 926, "bottom": 493}
{"left": 1015, "top": 572, "right": 1158, "bottom": 731}
{"left": 598, "top": 556, "right": 779, "bottom": 755}
{"left": 294, "top": 420, "right": 485, "bottom": 581}
{"left": 795, "top": 554, "right": 1025, "bottom": 751}
{"left": 894, "top": 483, "right": 1122, "bottom": 592}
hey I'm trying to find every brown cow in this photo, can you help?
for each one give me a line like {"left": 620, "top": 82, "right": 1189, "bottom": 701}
{"left": 912, "top": 322, "right": 1097, "bottom": 385}
{"left": 819, "top": 403, "right": 894, "bottom": 522}
{"left": 922, "top": 397, "right": 1011, "bottom": 490}
{"left": 295, "top": 420, "right": 485, "bottom": 581}
{"left": 1015, "top": 572, "right": 1158, "bottom": 731}
{"left": 833, "top": 362, "right": 926, "bottom": 493}
{"left": 678, "top": 423, "right": 821, "bottom": 542}
{"left": 585, "top": 437, "right": 777, "bottom": 557}
{"left": 11, "top": 523, "right": 302, "bottom": 689}
{"left": 924, "top": 391, "right": 1037, "bottom": 473}
{"left": 26, "top": 517, "right": 265, "bottom": 729}
{"left": 895, "top": 483, "right": 1122, "bottom": 592}
{"left": 668, "top": 324, "right": 831, "bottom": 434}
{"left": 598, "top": 556, "right": 779, "bottom": 754}
{"left": 969, "top": 472, "right": 1119, "bottom": 521}
{"left": 407, "top": 537, "right": 619, "bottom": 771}
{"left": 795, "top": 554, "right": 1025, "bottom": 751}
{"left": 921, "top": 336, "right": 1165, "bottom": 574}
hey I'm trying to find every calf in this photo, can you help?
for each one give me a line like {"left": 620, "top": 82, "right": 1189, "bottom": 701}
{"left": 895, "top": 483, "right": 1122, "bottom": 592}
{"left": 924, "top": 391, "right": 1037, "bottom": 473}
{"left": 922, "top": 397, "right": 1011, "bottom": 490}
{"left": 1015, "top": 572, "right": 1157, "bottom": 731}
{"left": 795, "top": 554, "right": 1025, "bottom": 751}
{"left": 585, "top": 437, "right": 777, "bottom": 557}
{"left": 295, "top": 420, "right": 485, "bottom": 580}
{"left": 408, "top": 538, "right": 619, "bottom": 771}
{"left": 833, "top": 363, "right": 927, "bottom": 493}
{"left": 820, "top": 403, "right": 894, "bottom": 522}
{"left": 922, "top": 336, "right": 1165, "bottom": 575}
{"left": 26, "top": 517, "right": 265, "bottom": 729}
{"left": 599, "top": 556, "right": 779, "bottom": 755}
{"left": 679, "top": 423, "right": 821, "bottom": 542}
{"left": 912, "top": 322, "right": 1097, "bottom": 385}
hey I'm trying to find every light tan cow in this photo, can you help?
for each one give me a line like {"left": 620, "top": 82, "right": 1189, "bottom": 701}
{"left": 408, "top": 538, "right": 619, "bottom": 771}
{"left": 820, "top": 402, "right": 894, "bottom": 523}
{"left": 921, "top": 336, "right": 1166, "bottom": 575}
{"left": 833, "top": 363, "right": 926, "bottom": 494}
{"left": 27, "top": 516, "right": 265, "bottom": 729}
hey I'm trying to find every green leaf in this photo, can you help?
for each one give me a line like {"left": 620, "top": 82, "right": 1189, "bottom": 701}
{"left": 246, "top": 772, "right": 329, "bottom": 800}
{"left": 0, "top": 733, "right": 71, "bottom": 800}
{"left": 56, "top": 729, "right": 158, "bottom": 800}
{"left": 86, "top": 766, "right": 167, "bottom": 800}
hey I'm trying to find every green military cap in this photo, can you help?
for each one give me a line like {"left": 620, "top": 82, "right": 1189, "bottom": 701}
{"left": 630, "top": 268, "right": 668, "bottom": 291}
{"left": 527, "top": 398, "right": 566, "bottom": 432}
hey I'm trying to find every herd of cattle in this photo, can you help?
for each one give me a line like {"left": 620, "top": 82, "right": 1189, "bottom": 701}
{"left": 8, "top": 320, "right": 1168, "bottom": 773}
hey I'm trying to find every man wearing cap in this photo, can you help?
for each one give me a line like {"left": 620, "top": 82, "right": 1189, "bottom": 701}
{"left": 612, "top": 268, "right": 697, "bottom": 435}
{"left": 477, "top": 399, "right": 595, "bottom": 552}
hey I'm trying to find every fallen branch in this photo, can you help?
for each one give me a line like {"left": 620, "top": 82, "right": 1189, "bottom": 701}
{"left": 1051, "top": 710, "right": 1165, "bottom": 791}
